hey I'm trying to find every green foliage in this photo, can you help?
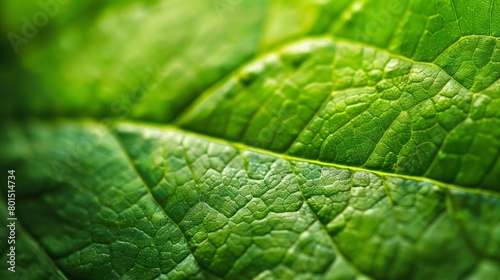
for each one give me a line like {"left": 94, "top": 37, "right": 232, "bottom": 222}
{"left": 1, "top": 0, "right": 499, "bottom": 279}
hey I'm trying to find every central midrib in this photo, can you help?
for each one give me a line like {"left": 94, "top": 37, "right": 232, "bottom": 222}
{"left": 116, "top": 120, "right": 500, "bottom": 198}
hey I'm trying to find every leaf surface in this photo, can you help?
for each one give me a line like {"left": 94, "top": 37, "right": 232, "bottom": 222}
{"left": 1, "top": 0, "right": 500, "bottom": 279}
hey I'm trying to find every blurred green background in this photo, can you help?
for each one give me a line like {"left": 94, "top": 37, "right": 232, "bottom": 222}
{"left": 1, "top": 0, "right": 352, "bottom": 123}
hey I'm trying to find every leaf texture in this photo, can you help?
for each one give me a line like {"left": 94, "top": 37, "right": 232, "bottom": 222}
{"left": 1, "top": 0, "right": 499, "bottom": 279}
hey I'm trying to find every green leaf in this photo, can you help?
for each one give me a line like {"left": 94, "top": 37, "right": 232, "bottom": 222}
{"left": 1, "top": 0, "right": 499, "bottom": 279}
{"left": 178, "top": 38, "right": 500, "bottom": 190}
